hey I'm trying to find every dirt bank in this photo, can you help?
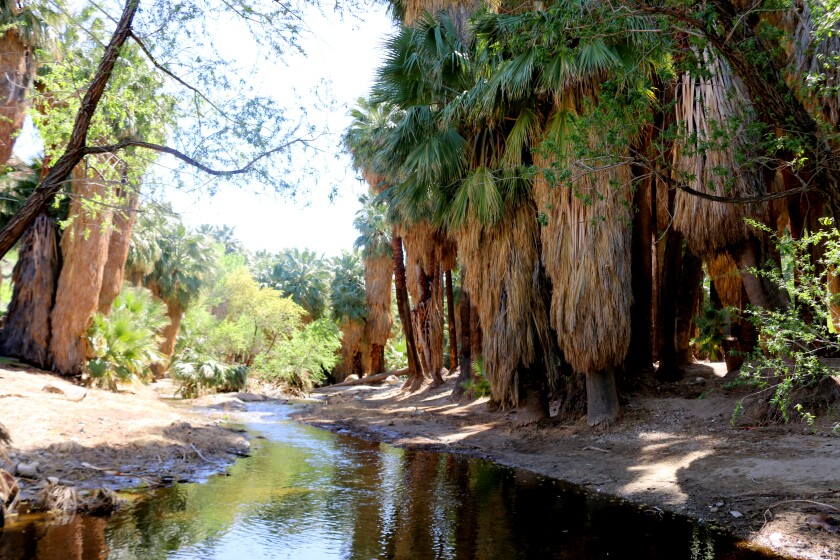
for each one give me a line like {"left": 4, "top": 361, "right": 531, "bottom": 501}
{"left": 0, "top": 364, "right": 252, "bottom": 515}
{"left": 295, "top": 364, "right": 840, "bottom": 560}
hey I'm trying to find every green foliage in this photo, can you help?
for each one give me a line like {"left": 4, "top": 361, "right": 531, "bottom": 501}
{"left": 462, "top": 357, "right": 491, "bottom": 399}
{"left": 251, "top": 318, "right": 342, "bottom": 393}
{"left": 737, "top": 219, "right": 840, "bottom": 423}
{"left": 171, "top": 352, "right": 248, "bottom": 399}
{"left": 692, "top": 297, "right": 730, "bottom": 361}
{"left": 86, "top": 286, "right": 167, "bottom": 390}
{"left": 330, "top": 251, "right": 367, "bottom": 324}
{"left": 353, "top": 194, "right": 392, "bottom": 260}
{"left": 256, "top": 248, "right": 330, "bottom": 320}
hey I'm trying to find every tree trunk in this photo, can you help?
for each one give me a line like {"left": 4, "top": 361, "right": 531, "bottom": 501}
{"left": 656, "top": 229, "right": 683, "bottom": 381}
{"left": 452, "top": 285, "right": 472, "bottom": 400}
{"left": 370, "top": 343, "right": 385, "bottom": 375}
{"left": 393, "top": 232, "right": 422, "bottom": 389}
{"left": 0, "top": 214, "right": 58, "bottom": 368}
{"left": 97, "top": 183, "right": 140, "bottom": 314}
{"left": 428, "top": 254, "right": 444, "bottom": 385}
{"left": 152, "top": 298, "right": 183, "bottom": 378}
{"left": 738, "top": 237, "right": 789, "bottom": 311}
{"left": 514, "top": 359, "right": 550, "bottom": 426}
{"left": 49, "top": 165, "right": 114, "bottom": 376}
{"left": 627, "top": 167, "right": 653, "bottom": 371}
{"left": 445, "top": 268, "right": 458, "bottom": 371}
{"left": 0, "top": 29, "right": 35, "bottom": 166}
{"left": 675, "top": 249, "right": 704, "bottom": 366}
{"left": 586, "top": 368, "right": 619, "bottom": 426}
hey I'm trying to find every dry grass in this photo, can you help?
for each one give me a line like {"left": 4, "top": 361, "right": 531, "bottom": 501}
{"left": 672, "top": 50, "right": 766, "bottom": 257}
{"left": 534, "top": 151, "right": 633, "bottom": 375}
{"left": 457, "top": 200, "right": 556, "bottom": 407}
{"left": 50, "top": 163, "right": 114, "bottom": 375}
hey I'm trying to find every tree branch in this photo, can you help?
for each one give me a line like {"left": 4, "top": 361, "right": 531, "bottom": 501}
{"left": 84, "top": 137, "right": 313, "bottom": 177}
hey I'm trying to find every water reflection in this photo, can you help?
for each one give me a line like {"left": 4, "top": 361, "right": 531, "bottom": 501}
{"left": 1, "top": 404, "right": 788, "bottom": 560}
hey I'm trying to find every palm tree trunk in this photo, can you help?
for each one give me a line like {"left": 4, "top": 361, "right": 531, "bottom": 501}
{"left": 0, "top": 214, "right": 58, "bottom": 368}
{"left": 445, "top": 268, "right": 458, "bottom": 371}
{"left": 152, "top": 298, "right": 184, "bottom": 378}
{"left": 675, "top": 249, "right": 704, "bottom": 366}
{"left": 49, "top": 164, "right": 114, "bottom": 376}
{"left": 393, "top": 232, "right": 422, "bottom": 388}
{"left": 452, "top": 284, "right": 472, "bottom": 400}
{"left": 427, "top": 253, "right": 444, "bottom": 385}
{"left": 656, "top": 229, "right": 683, "bottom": 382}
{"left": 97, "top": 183, "right": 140, "bottom": 314}
{"left": 627, "top": 166, "right": 653, "bottom": 372}
{"left": 0, "top": 29, "right": 34, "bottom": 166}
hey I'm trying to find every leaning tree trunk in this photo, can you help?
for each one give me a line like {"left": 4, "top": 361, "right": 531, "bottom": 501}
{"left": 0, "top": 29, "right": 35, "bottom": 165}
{"left": 0, "top": 214, "right": 58, "bottom": 368}
{"left": 97, "top": 182, "right": 140, "bottom": 314}
{"left": 393, "top": 232, "right": 422, "bottom": 388}
{"left": 49, "top": 164, "right": 114, "bottom": 376}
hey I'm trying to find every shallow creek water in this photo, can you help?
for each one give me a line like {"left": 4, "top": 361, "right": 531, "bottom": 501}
{"left": 1, "top": 403, "right": 790, "bottom": 560}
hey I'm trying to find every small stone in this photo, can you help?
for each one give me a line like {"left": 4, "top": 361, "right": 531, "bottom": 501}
{"left": 695, "top": 377, "right": 704, "bottom": 383}
{"left": 46, "top": 476, "right": 59, "bottom": 485}
{"left": 15, "top": 462, "right": 40, "bottom": 478}
{"left": 385, "top": 375, "right": 400, "bottom": 385}
{"left": 729, "top": 510, "right": 743, "bottom": 518}
{"left": 715, "top": 501, "right": 724, "bottom": 507}
{"left": 709, "top": 507, "right": 719, "bottom": 513}
{"left": 42, "top": 385, "right": 64, "bottom": 395}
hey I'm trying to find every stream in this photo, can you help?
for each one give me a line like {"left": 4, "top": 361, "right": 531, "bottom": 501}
{"left": 0, "top": 402, "right": 790, "bottom": 559}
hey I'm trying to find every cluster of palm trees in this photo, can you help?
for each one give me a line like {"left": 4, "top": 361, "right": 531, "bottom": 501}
{"left": 344, "top": 0, "right": 840, "bottom": 425}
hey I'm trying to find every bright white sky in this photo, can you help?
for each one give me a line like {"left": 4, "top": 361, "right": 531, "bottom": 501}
{"left": 15, "top": 1, "right": 396, "bottom": 258}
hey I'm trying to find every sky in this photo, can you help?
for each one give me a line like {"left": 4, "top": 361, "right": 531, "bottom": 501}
{"left": 15, "top": 1, "right": 397, "bottom": 258}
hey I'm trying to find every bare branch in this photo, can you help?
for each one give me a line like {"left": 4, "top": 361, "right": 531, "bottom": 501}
{"left": 84, "top": 137, "right": 314, "bottom": 177}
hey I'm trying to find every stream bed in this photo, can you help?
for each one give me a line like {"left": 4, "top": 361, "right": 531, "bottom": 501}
{"left": 0, "top": 403, "right": 790, "bottom": 559}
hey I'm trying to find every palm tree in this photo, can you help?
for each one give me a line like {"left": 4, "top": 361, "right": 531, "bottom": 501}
{"left": 330, "top": 250, "right": 369, "bottom": 379}
{"left": 353, "top": 194, "right": 393, "bottom": 374}
{"left": 146, "top": 221, "right": 215, "bottom": 376}
{"left": 372, "top": 13, "right": 557, "bottom": 421}
{"left": 270, "top": 248, "right": 330, "bottom": 321}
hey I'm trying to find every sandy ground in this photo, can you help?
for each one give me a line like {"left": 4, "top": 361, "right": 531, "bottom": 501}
{"left": 0, "top": 364, "right": 251, "bottom": 513}
{"left": 295, "top": 363, "right": 840, "bottom": 560}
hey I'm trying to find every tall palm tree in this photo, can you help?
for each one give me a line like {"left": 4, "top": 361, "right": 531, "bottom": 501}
{"left": 353, "top": 194, "right": 393, "bottom": 374}
{"left": 330, "top": 250, "right": 369, "bottom": 378}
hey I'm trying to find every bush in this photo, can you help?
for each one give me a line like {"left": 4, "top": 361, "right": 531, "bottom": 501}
{"left": 170, "top": 351, "right": 248, "bottom": 398}
{"left": 737, "top": 219, "right": 840, "bottom": 425}
{"left": 86, "top": 287, "right": 167, "bottom": 390}
{"left": 251, "top": 318, "right": 342, "bottom": 393}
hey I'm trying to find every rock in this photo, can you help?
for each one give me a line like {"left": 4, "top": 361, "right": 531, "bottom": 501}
{"left": 15, "top": 462, "right": 39, "bottom": 478}
{"left": 42, "top": 385, "right": 64, "bottom": 395}
{"left": 729, "top": 510, "right": 743, "bottom": 518}
{"left": 46, "top": 477, "right": 59, "bottom": 485}
{"left": 385, "top": 375, "right": 400, "bottom": 385}
{"left": 345, "top": 374, "right": 360, "bottom": 382}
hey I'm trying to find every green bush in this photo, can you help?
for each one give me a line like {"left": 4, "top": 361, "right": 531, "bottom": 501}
{"left": 251, "top": 318, "right": 341, "bottom": 393}
{"left": 737, "top": 219, "right": 840, "bottom": 425}
{"left": 170, "top": 351, "right": 248, "bottom": 399}
{"left": 87, "top": 287, "right": 167, "bottom": 390}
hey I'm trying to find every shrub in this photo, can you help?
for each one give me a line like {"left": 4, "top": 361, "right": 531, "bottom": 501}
{"left": 737, "top": 219, "right": 840, "bottom": 425}
{"left": 86, "top": 287, "right": 167, "bottom": 390}
{"left": 170, "top": 351, "right": 248, "bottom": 399}
{"left": 251, "top": 318, "right": 341, "bottom": 393}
